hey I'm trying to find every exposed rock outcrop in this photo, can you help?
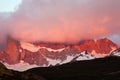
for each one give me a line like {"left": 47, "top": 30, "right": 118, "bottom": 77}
{"left": 74, "top": 38, "right": 118, "bottom": 54}
{"left": 5, "top": 37, "right": 20, "bottom": 64}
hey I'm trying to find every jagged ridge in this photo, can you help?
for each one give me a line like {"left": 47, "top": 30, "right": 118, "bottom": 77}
{"left": 0, "top": 37, "right": 118, "bottom": 71}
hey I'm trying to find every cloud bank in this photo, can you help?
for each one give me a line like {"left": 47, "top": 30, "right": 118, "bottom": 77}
{"left": 0, "top": 0, "right": 120, "bottom": 44}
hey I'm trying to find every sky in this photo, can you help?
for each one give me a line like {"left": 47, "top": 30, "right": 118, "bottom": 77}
{"left": 0, "top": 0, "right": 22, "bottom": 12}
{"left": 0, "top": 0, "right": 120, "bottom": 45}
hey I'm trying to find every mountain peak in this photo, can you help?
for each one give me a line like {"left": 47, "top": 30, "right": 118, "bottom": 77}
{"left": 0, "top": 37, "right": 119, "bottom": 71}
{"left": 4, "top": 36, "right": 20, "bottom": 64}
{"left": 74, "top": 38, "right": 118, "bottom": 54}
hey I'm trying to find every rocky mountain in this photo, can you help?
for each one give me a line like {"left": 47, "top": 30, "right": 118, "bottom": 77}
{"left": 5, "top": 37, "right": 20, "bottom": 64}
{"left": 0, "top": 43, "right": 120, "bottom": 80}
{"left": 0, "top": 37, "right": 118, "bottom": 71}
{"left": 74, "top": 38, "right": 118, "bottom": 56}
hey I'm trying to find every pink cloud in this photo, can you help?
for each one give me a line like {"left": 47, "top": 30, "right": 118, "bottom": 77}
{"left": 0, "top": 0, "right": 120, "bottom": 44}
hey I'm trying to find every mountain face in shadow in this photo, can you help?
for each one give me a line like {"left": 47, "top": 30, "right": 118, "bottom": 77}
{"left": 0, "top": 63, "right": 46, "bottom": 80}
{"left": 0, "top": 56, "right": 120, "bottom": 80}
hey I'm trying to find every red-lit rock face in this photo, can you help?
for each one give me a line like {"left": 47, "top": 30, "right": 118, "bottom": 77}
{"left": 34, "top": 42, "right": 66, "bottom": 49}
{"left": 74, "top": 38, "right": 118, "bottom": 54}
{"left": 95, "top": 38, "right": 118, "bottom": 54}
{"left": 23, "top": 49, "right": 48, "bottom": 66}
{"left": 74, "top": 40, "right": 96, "bottom": 53}
{"left": 5, "top": 37, "right": 20, "bottom": 64}
{"left": 0, "top": 37, "right": 118, "bottom": 66}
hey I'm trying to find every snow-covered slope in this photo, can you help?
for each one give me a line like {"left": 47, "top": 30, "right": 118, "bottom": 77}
{"left": 20, "top": 41, "right": 65, "bottom": 52}
{"left": 75, "top": 51, "right": 95, "bottom": 61}
{"left": 3, "top": 60, "right": 39, "bottom": 71}
{"left": 112, "top": 48, "right": 120, "bottom": 56}
{"left": 2, "top": 49, "right": 119, "bottom": 72}
{"left": 0, "top": 37, "right": 118, "bottom": 72}
{"left": 2, "top": 51, "right": 96, "bottom": 71}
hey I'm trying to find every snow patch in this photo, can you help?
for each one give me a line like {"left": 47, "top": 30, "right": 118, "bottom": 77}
{"left": 3, "top": 60, "right": 39, "bottom": 72}
{"left": 19, "top": 49, "right": 22, "bottom": 53}
{"left": 40, "top": 54, "right": 61, "bottom": 66}
{"left": 46, "top": 58, "right": 61, "bottom": 66}
{"left": 61, "top": 55, "right": 75, "bottom": 64}
{"left": 113, "top": 52, "right": 120, "bottom": 56}
{"left": 45, "top": 47, "right": 65, "bottom": 52}
{"left": 110, "top": 47, "right": 117, "bottom": 53}
{"left": 112, "top": 49, "right": 120, "bottom": 56}
{"left": 76, "top": 51, "right": 95, "bottom": 61}
{"left": 20, "top": 41, "right": 65, "bottom": 52}
{"left": 20, "top": 42, "right": 40, "bottom": 52}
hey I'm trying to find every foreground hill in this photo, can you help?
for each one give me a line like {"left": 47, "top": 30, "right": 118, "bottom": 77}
{"left": 0, "top": 56, "right": 120, "bottom": 80}
{"left": 25, "top": 56, "right": 120, "bottom": 80}
{"left": 0, "top": 63, "right": 45, "bottom": 80}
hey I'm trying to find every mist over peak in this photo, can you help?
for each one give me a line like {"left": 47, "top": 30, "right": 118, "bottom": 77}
{"left": 0, "top": 0, "right": 120, "bottom": 45}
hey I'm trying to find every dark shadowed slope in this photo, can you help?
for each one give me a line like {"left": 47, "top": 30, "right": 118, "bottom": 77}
{"left": 0, "top": 56, "right": 120, "bottom": 80}
{"left": 0, "top": 63, "right": 46, "bottom": 80}
{"left": 25, "top": 56, "right": 120, "bottom": 80}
